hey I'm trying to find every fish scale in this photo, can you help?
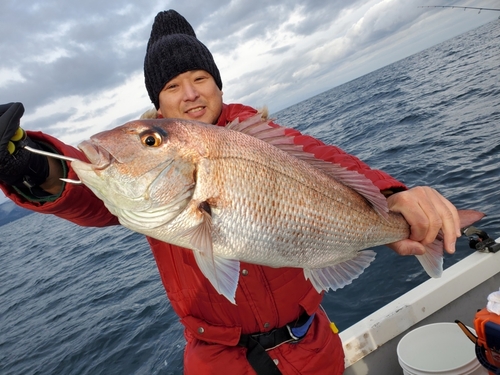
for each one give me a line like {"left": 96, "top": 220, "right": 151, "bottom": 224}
{"left": 193, "top": 145, "right": 406, "bottom": 267}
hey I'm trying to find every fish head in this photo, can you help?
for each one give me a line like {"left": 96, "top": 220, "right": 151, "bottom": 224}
{"left": 72, "top": 119, "right": 205, "bottom": 230}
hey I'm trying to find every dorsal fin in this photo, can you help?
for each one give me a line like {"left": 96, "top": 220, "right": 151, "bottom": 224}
{"left": 227, "top": 114, "right": 389, "bottom": 219}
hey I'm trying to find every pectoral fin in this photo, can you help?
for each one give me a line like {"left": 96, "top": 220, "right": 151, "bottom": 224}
{"left": 182, "top": 202, "right": 240, "bottom": 304}
{"left": 304, "top": 250, "right": 376, "bottom": 293}
{"left": 193, "top": 251, "right": 240, "bottom": 304}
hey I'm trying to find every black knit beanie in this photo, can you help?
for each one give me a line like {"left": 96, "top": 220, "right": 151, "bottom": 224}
{"left": 144, "top": 10, "right": 223, "bottom": 109}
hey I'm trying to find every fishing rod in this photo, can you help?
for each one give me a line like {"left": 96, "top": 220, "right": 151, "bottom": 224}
{"left": 418, "top": 5, "right": 500, "bottom": 13}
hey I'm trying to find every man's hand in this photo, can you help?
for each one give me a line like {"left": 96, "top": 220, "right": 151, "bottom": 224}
{"left": 0, "top": 102, "right": 50, "bottom": 188}
{"left": 386, "top": 186, "right": 461, "bottom": 256}
{"left": 0, "top": 102, "right": 25, "bottom": 154}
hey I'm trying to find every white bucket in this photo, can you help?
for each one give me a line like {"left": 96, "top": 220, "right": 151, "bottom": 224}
{"left": 397, "top": 322, "right": 487, "bottom": 375}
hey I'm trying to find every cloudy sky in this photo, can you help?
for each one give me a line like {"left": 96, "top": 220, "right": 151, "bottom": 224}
{"left": 0, "top": 0, "right": 498, "bottom": 202}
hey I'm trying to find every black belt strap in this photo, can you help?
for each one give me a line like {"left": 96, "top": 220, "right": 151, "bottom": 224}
{"left": 238, "top": 312, "right": 314, "bottom": 375}
{"left": 238, "top": 334, "right": 283, "bottom": 375}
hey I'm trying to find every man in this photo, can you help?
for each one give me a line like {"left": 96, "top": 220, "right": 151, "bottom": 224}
{"left": 0, "top": 10, "right": 461, "bottom": 375}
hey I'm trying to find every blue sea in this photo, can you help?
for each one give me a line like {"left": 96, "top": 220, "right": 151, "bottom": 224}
{"left": 1, "top": 20, "right": 499, "bottom": 375}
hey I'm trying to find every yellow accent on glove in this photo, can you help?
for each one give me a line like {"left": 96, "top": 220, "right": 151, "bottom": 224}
{"left": 7, "top": 141, "right": 15, "bottom": 154}
{"left": 7, "top": 128, "right": 26, "bottom": 154}
{"left": 330, "top": 322, "right": 339, "bottom": 334}
{"left": 11, "top": 127, "right": 25, "bottom": 142}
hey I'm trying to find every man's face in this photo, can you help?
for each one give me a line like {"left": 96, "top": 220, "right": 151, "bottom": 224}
{"left": 157, "top": 70, "right": 223, "bottom": 124}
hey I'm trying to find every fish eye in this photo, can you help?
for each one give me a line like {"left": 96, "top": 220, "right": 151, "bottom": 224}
{"left": 141, "top": 132, "right": 162, "bottom": 147}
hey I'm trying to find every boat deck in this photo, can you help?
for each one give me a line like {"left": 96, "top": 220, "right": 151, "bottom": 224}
{"left": 341, "top": 249, "right": 500, "bottom": 374}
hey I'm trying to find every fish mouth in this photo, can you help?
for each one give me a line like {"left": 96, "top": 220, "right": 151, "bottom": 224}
{"left": 78, "top": 140, "right": 113, "bottom": 169}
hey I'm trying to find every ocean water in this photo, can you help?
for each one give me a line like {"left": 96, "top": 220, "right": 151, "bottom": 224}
{"left": 1, "top": 20, "right": 499, "bottom": 375}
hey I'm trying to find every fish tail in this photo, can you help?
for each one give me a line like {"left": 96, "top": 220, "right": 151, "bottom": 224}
{"left": 457, "top": 209, "right": 485, "bottom": 229}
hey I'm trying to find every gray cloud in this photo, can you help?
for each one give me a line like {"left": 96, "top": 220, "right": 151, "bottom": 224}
{"left": 0, "top": 1, "right": 155, "bottom": 108}
{"left": 1, "top": 0, "right": 498, "bottom": 123}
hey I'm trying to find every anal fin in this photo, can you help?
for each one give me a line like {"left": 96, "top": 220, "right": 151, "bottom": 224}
{"left": 304, "top": 250, "right": 376, "bottom": 293}
{"left": 415, "top": 237, "right": 443, "bottom": 278}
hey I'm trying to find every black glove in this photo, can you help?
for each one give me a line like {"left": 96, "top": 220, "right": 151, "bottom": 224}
{"left": 0, "top": 102, "right": 49, "bottom": 188}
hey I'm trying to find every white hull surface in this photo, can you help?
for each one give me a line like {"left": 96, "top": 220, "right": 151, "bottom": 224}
{"left": 341, "top": 239, "right": 500, "bottom": 374}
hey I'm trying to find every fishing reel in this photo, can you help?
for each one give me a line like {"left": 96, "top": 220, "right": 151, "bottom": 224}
{"left": 462, "top": 226, "right": 500, "bottom": 253}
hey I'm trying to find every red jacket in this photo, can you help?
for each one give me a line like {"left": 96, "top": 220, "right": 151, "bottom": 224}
{"left": 1, "top": 103, "right": 406, "bottom": 374}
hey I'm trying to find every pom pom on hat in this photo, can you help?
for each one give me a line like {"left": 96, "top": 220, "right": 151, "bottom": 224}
{"left": 144, "top": 10, "right": 222, "bottom": 109}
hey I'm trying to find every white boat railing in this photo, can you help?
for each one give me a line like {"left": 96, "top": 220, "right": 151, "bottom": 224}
{"left": 340, "top": 238, "right": 500, "bottom": 370}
